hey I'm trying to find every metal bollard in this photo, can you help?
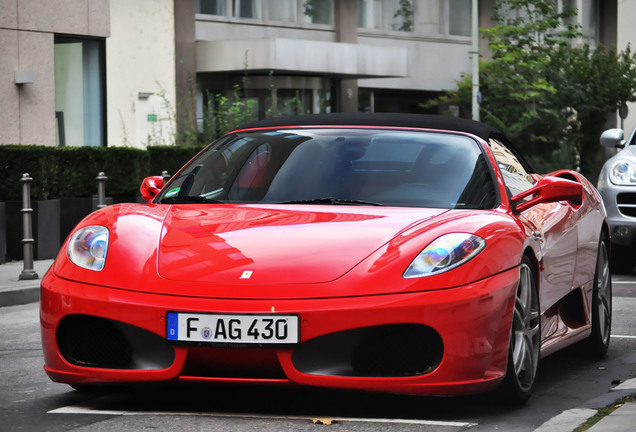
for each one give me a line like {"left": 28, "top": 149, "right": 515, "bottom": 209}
{"left": 96, "top": 172, "right": 107, "bottom": 209}
{"left": 19, "top": 173, "right": 38, "bottom": 280}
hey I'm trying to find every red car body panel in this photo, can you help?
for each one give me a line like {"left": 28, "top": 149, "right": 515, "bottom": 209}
{"left": 41, "top": 264, "right": 519, "bottom": 394}
{"left": 40, "top": 116, "right": 608, "bottom": 397}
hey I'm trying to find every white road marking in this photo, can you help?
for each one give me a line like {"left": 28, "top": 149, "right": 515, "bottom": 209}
{"left": 611, "top": 335, "right": 636, "bottom": 339}
{"left": 48, "top": 403, "right": 476, "bottom": 427}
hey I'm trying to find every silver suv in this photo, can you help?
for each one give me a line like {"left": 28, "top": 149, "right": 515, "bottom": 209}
{"left": 598, "top": 128, "right": 636, "bottom": 273}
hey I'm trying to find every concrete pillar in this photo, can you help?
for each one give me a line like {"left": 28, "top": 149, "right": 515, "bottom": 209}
{"left": 336, "top": 0, "right": 358, "bottom": 112}
{"left": 174, "top": 0, "right": 197, "bottom": 141}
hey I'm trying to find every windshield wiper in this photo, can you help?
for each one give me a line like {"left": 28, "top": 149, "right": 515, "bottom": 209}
{"left": 278, "top": 197, "right": 383, "bottom": 206}
{"left": 160, "top": 196, "right": 224, "bottom": 204}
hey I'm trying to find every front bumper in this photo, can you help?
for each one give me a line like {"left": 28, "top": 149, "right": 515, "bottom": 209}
{"left": 41, "top": 267, "right": 518, "bottom": 396}
{"left": 599, "top": 185, "right": 636, "bottom": 247}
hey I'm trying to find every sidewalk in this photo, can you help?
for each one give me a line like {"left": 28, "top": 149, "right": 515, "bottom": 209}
{"left": 533, "top": 379, "right": 636, "bottom": 431}
{"left": 0, "top": 259, "right": 635, "bottom": 431}
{"left": 0, "top": 259, "right": 54, "bottom": 307}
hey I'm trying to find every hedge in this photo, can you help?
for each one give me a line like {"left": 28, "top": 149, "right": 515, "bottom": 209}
{"left": 0, "top": 144, "right": 206, "bottom": 201}
{"left": 147, "top": 145, "right": 205, "bottom": 180}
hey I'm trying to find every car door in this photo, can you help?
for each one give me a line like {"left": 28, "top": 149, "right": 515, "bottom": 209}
{"left": 489, "top": 139, "right": 578, "bottom": 331}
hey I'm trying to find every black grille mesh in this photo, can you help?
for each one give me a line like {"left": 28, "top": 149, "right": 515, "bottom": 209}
{"left": 57, "top": 315, "right": 133, "bottom": 368}
{"left": 351, "top": 324, "right": 443, "bottom": 376}
{"left": 617, "top": 193, "right": 636, "bottom": 217}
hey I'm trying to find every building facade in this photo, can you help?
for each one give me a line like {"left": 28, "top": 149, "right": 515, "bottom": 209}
{"left": 0, "top": 0, "right": 619, "bottom": 149}
{"left": 0, "top": 0, "right": 110, "bottom": 147}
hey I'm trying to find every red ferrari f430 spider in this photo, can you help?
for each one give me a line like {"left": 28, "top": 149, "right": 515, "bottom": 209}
{"left": 41, "top": 113, "right": 611, "bottom": 404}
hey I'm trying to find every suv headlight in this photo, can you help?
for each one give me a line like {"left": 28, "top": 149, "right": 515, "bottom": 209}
{"left": 67, "top": 226, "right": 109, "bottom": 271}
{"left": 609, "top": 161, "right": 636, "bottom": 185}
{"left": 404, "top": 233, "right": 486, "bottom": 278}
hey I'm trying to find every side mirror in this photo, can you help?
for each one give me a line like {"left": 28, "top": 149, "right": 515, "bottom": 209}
{"left": 600, "top": 128, "right": 625, "bottom": 148}
{"left": 511, "top": 176, "right": 583, "bottom": 213}
{"left": 140, "top": 176, "right": 164, "bottom": 203}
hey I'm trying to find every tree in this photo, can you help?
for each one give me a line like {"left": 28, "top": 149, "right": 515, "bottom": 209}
{"left": 430, "top": 0, "right": 636, "bottom": 180}
{"left": 547, "top": 44, "right": 636, "bottom": 177}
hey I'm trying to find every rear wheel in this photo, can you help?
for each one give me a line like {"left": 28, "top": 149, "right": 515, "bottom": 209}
{"left": 582, "top": 233, "right": 612, "bottom": 358}
{"left": 500, "top": 257, "right": 541, "bottom": 405}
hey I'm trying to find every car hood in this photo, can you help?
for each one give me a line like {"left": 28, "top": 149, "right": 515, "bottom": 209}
{"left": 157, "top": 205, "right": 449, "bottom": 284}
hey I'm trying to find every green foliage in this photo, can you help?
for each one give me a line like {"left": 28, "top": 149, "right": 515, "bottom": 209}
{"left": 211, "top": 84, "right": 258, "bottom": 138}
{"left": 147, "top": 145, "right": 206, "bottom": 179}
{"left": 0, "top": 145, "right": 151, "bottom": 200}
{"left": 546, "top": 44, "right": 636, "bottom": 176}
{"left": 429, "top": 0, "right": 636, "bottom": 180}
{"left": 477, "top": 0, "right": 581, "bottom": 166}
{"left": 0, "top": 145, "right": 60, "bottom": 200}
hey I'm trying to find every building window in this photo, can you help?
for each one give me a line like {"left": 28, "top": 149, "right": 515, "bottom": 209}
{"left": 196, "top": 0, "right": 226, "bottom": 15}
{"left": 358, "top": 0, "right": 471, "bottom": 38}
{"left": 579, "top": 0, "right": 598, "bottom": 43}
{"left": 389, "top": 0, "right": 414, "bottom": 32}
{"left": 303, "top": 0, "right": 332, "bottom": 24}
{"left": 198, "top": 0, "right": 333, "bottom": 25}
{"left": 234, "top": 0, "right": 261, "bottom": 19}
{"left": 358, "top": 0, "right": 383, "bottom": 29}
{"left": 54, "top": 36, "right": 105, "bottom": 147}
{"left": 509, "top": 0, "right": 598, "bottom": 46}
{"left": 268, "top": 0, "right": 296, "bottom": 22}
{"left": 448, "top": 0, "right": 471, "bottom": 36}
{"left": 416, "top": 0, "right": 441, "bottom": 35}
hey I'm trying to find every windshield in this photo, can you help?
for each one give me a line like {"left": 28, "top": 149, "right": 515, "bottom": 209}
{"left": 157, "top": 128, "right": 497, "bottom": 209}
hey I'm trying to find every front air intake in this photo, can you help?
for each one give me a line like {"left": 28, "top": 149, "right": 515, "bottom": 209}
{"left": 57, "top": 315, "right": 133, "bottom": 368}
{"left": 292, "top": 324, "right": 443, "bottom": 377}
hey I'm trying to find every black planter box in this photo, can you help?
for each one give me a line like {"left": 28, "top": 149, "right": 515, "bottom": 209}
{"left": 60, "top": 196, "right": 113, "bottom": 242}
{"left": 5, "top": 199, "right": 61, "bottom": 261}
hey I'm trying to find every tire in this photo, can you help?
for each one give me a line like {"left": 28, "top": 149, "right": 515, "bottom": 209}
{"left": 499, "top": 257, "right": 541, "bottom": 405}
{"left": 582, "top": 233, "right": 612, "bottom": 359}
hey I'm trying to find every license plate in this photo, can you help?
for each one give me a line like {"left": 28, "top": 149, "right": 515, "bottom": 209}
{"left": 166, "top": 312, "right": 299, "bottom": 345}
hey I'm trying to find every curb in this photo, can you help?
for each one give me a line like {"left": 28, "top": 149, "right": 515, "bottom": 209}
{"left": 0, "top": 285, "right": 40, "bottom": 307}
{"left": 0, "top": 259, "right": 53, "bottom": 307}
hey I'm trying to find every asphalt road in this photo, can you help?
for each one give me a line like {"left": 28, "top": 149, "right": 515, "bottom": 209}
{"left": 1, "top": 276, "right": 636, "bottom": 432}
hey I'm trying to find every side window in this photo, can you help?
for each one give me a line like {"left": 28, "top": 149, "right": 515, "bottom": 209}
{"left": 489, "top": 138, "right": 535, "bottom": 197}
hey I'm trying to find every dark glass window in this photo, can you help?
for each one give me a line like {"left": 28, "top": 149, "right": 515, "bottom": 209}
{"left": 159, "top": 128, "right": 496, "bottom": 209}
{"left": 54, "top": 36, "right": 106, "bottom": 147}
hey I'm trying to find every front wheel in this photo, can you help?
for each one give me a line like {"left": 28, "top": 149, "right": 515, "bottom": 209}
{"left": 581, "top": 233, "right": 612, "bottom": 358}
{"left": 499, "top": 257, "right": 541, "bottom": 405}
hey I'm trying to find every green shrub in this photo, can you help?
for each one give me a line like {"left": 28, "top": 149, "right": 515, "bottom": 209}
{"left": 147, "top": 145, "right": 206, "bottom": 178}
{"left": 0, "top": 145, "right": 150, "bottom": 200}
{"left": 0, "top": 145, "right": 60, "bottom": 200}
{"left": 0, "top": 144, "right": 214, "bottom": 200}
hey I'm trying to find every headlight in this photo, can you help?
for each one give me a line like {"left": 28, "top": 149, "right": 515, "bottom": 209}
{"left": 67, "top": 226, "right": 109, "bottom": 271}
{"left": 609, "top": 161, "right": 636, "bottom": 185}
{"left": 403, "top": 233, "right": 486, "bottom": 278}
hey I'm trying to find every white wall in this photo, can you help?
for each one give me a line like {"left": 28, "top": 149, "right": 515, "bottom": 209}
{"left": 618, "top": 0, "right": 636, "bottom": 136}
{"left": 107, "top": 0, "right": 176, "bottom": 148}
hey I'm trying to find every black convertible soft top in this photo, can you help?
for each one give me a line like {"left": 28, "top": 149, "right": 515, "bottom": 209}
{"left": 235, "top": 112, "right": 506, "bottom": 143}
